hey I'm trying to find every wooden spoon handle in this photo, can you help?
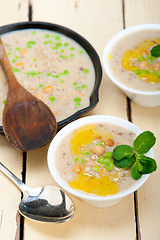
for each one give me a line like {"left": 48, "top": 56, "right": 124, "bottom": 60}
{"left": 0, "top": 38, "right": 18, "bottom": 88}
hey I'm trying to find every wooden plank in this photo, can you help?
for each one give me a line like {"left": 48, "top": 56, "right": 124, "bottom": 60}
{"left": 24, "top": 0, "right": 136, "bottom": 239}
{"left": 124, "top": 0, "right": 160, "bottom": 239}
{"left": 0, "top": 1, "right": 28, "bottom": 239}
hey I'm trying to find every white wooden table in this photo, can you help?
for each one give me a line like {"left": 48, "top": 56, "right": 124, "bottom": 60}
{"left": 0, "top": 1, "right": 160, "bottom": 239}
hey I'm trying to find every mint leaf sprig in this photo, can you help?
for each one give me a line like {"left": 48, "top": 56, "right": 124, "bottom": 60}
{"left": 151, "top": 44, "right": 160, "bottom": 57}
{"left": 112, "top": 131, "right": 157, "bottom": 180}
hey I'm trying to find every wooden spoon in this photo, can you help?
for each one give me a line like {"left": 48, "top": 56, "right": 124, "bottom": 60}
{"left": 0, "top": 38, "right": 57, "bottom": 151}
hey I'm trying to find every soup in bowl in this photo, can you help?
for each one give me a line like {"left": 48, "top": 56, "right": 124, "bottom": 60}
{"left": 0, "top": 22, "right": 102, "bottom": 133}
{"left": 103, "top": 24, "right": 160, "bottom": 107}
{"left": 47, "top": 115, "right": 154, "bottom": 208}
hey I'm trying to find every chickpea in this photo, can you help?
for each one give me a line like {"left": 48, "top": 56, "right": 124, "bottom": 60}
{"left": 92, "top": 145, "right": 105, "bottom": 156}
{"left": 104, "top": 138, "right": 114, "bottom": 147}
{"left": 138, "top": 61, "right": 148, "bottom": 70}
{"left": 99, "top": 167, "right": 107, "bottom": 176}
{"left": 86, "top": 160, "right": 96, "bottom": 167}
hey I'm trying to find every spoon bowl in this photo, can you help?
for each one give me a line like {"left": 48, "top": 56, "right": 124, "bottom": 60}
{"left": 0, "top": 38, "right": 57, "bottom": 151}
{"left": 0, "top": 162, "right": 75, "bottom": 223}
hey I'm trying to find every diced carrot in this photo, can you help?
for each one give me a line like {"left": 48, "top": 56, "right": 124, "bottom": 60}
{"left": 16, "top": 62, "right": 23, "bottom": 66}
{"left": 72, "top": 164, "right": 82, "bottom": 173}
{"left": 20, "top": 49, "right": 28, "bottom": 55}
{"left": 43, "top": 86, "right": 53, "bottom": 93}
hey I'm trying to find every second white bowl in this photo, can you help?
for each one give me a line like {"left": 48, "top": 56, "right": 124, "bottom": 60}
{"left": 47, "top": 115, "right": 153, "bottom": 208}
{"left": 103, "top": 24, "right": 160, "bottom": 107}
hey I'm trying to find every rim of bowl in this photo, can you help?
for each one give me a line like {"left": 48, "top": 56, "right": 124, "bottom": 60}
{"left": 47, "top": 115, "right": 152, "bottom": 201}
{"left": 103, "top": 24, "right": 160, "bottom": 96}
{"left": 0, "top": 21, "right": 102, "bottom": 134}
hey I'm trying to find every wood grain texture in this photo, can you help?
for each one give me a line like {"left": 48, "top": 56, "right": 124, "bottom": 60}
{"left": 0, "top": 1, "right": 28, "bottom": 239}
{"left": 24, "top": 0, "right": 136, "bottom": 240}
{"left": 125, "top": 0, "right": 160, "bottom": 239}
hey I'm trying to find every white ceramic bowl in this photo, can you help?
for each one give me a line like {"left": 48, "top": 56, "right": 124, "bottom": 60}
{"left": 47, "top": 115, "right": 153, "bottom": 208}
{"left": 103, "top": 24, "right": 160, "bottom": 107}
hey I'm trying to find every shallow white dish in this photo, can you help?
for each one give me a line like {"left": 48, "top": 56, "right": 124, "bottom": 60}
{"left": 103, "top": 24, "right": 160, "bottom": 107}
{"left": 47, "top": 115, "right": 153, "bottom": 208}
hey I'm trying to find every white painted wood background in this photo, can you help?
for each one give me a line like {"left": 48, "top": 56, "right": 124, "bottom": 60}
{"left": 0, "top": 0, "right": 160, "bottom": 239}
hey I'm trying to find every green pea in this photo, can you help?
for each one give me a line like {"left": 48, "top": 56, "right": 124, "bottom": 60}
{"left": 59, "top": 80, "right": 64, "bottom": 84}
{"left": 76, "top": 86, "right": 80, "bottom": 90}
{"left": 7, "top": 52, "right": 11, "bottom": 55}
{"left": 74, "top": 157, "right": 79, "bottom": 163}
{"left": 93, "top": 166, "right": 100, "bottom": 172}
{"left": 70, "top": 54, "right": 74, "bottom": 58}
{"left": 16, "top": 47, "right": 20, "bottom": 50}
{"left": 64, "top": 42, "right": 69, "bottom": 46}
{"left": 103, "top": 158, "right": 112, "bottom": 165}
{"left": 55, "top": 36, "right": 61, "bottom": 41}
{"left": 3, "top": 99, "right": 6, "bottom": 104}
{"left": 97, "top": 156, "right": 105, "bottom": 163}
{"left": 49, "top": 96, "right": 56, "bottom": 102}
{"left": 12, "top": 67, "right": 20, "bottom": 72}
{"left": 81, "top": 158, "right": 85, "bottom": 164}
{"left": 137, "top": 56, "right": 146, "bottom": 62}
{"left": 52, "top": 46, "right": 57, "bottom": 50}
{"left": 96, "top": 141, "right": 103, "bottom": 146}
{"left": 53, "top": 74, "right": 59, "bottom": 78}
{"left": 83, "top": 69, "right": 89, "bottom": 74}
{"left": 56, "top": 42, "right": 62, "bottom": 48}
{"left": 45, "top": 34, "right": 50, "bottom": 38}
{"left": 134, "top": 69, "right": 142, "bottom": 75}
{"left": 31, "top": 71, "right": 37, "bottom": 77}
{"left": 12, "top": 59, "right": 16, "bottom": 63}
{"left": 46, "top": 73, "right": 52, "bottom": 77}
{"left": 73, "top": 82, "right": 77, "bottom": 86}
{"left": 79, "top": 50, "right": 85, "bottom": 54}
{"left": 81, "top": 84, "right": 87, "bottom": 90}
{"left": 60, "top": 55, "right": 67, "bottom": 59}
{"left": 33, "top": 58, "right": 37, "bottom": 61}
{"left": 39, "top": 84, "right": 44, "bottom": 88}
{"left": 75, "top": 102, "right": 80, "bottom": 108}
{"left": 44, "top": 41, "right": 48, "bottom": 44}
{"left": 63, "top": 70, "right": 69, "bottom": 76}
{"left": 28, "top": 41, "right": 36, "bottom": 44}
{"left": 144, "top": 70, "right": 150, "bottom": 74}
{"left": 74, "top": 97, "right": 81, "bottom": 102}
{"left": 83, "top": 151, "right": 91, "bottom": 156}
{"left": 70, "top": 47, "right": 75, "bottom": 51}
{"left": 32, "top": 31, "right": 36, "bottom": 35}
{"left": 104, "top": 151, "right": 113, "bottom": 158}
{"left": 105, "top": 161, "right": 114, "bottom": 171}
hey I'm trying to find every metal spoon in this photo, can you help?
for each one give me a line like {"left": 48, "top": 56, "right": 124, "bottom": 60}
{"left": 0, "top": 162, "right": 75, "bottom": 223}
{"left": 0, "top": 38, "right": 57, "bottom": 151}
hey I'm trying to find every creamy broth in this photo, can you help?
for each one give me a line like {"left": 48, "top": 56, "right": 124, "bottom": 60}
{"left": 55, "top": 123, "right": 137, "bottom": 196}
{"left": 0, "top": 29, "right": 95, "bottom": 125}
{"left": 109, "top": 29, "right": 160, "bottom": 91}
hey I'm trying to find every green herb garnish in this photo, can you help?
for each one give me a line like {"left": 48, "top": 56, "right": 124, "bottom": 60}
{"left": 151, "top": 45, "right": 160, "bottom": 57}
{"left": 113, "top": 131, "right": 157, "bottom": 180}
